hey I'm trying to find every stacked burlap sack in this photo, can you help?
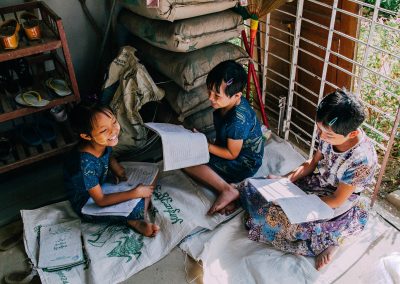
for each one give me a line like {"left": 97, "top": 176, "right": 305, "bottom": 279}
{"left": 117, "top": 1, "right": 247, "bottom": 137}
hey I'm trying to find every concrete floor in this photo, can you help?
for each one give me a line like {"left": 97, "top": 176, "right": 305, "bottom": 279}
{"left": 0, "top": 155, "right": 399, "bottom": 283}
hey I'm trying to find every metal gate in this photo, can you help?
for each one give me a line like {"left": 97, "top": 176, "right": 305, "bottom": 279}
{"left": 247, "top": 0, "right": 400, "bottom": 205}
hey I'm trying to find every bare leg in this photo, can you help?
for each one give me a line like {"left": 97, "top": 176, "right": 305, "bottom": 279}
{"left": 315, "top": 246, "right": 339, "bottom": 270}
{"left": 183, "top": 165, "right": 239, "bottom": 215}
{"left": 144, "top": 197, "right": 151, "bottom": 220}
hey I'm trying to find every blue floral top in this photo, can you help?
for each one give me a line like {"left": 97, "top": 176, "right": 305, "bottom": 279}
{"left": 64, "top": 147, "right": 112, "bottom": 214}
{"left": 208, "top": 97, "right": 264, "bottom": 183}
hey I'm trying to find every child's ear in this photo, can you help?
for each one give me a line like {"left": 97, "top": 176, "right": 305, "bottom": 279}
{"left": 80, "top": 133, "right": 92, "bottom": 141}
{"left": 348, "top": 129, "right": 360, "bottom": 138}
{"left": 233, "top": 92, "right": 242, "bottom": 99}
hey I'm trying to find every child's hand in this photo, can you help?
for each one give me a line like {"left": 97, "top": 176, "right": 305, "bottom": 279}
{"left": 132, "top": 184, "right": 155, "bottom": 198}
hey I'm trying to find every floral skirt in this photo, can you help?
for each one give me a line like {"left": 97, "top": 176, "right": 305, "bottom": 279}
{"left": 238, "top": 175, "right": 369, "bottom": 256}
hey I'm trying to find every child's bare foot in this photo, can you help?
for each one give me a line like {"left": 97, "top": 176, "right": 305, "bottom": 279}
{"left": 208, "top": 186, "right": 239, "bottom": 215}
{"left": 128, "top": 220, "right": 160, "bottom": 237}
{"left": 315, "top": 246, "right": 338, "bottom": 270}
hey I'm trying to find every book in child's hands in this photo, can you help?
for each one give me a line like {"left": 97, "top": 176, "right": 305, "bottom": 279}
{"left": 144, "top": 123, "right": 209, "bottom": 171}
{"left": 81, "top": 162, "right": 159, "bottom": 217}
{"left": 38, "top": 220, "right": 87, "bottom": 272}
{"left": 248, "top": 178, "right": 334, "bottom": 224}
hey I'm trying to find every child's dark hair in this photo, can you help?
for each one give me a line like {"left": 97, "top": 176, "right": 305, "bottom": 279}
{"left": 206, "top": 60, "right": 247, "bottom": 97}
{"left": 70, "top": 103, "right": 114, "bottom": 136}
{"left": 316, "top": 89, "right": 365, "bottom": 136}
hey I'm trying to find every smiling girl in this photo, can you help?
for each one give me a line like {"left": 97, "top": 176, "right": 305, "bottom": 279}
{"left": 64, "top": 104, "right": 159, "bottom": 237}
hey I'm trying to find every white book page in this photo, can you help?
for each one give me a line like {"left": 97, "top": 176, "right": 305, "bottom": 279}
{"left": 121, "top": 162, "right": 159, "bottom": 187}
{"left": 276, "top": 195, "right": 334, "bottom": 224}
{"left": 82, "top": 183, "right": 140, "bottom": 217}
{"left": 249, "top": 178, "right": 307, "bottom": 202}
{"left": 38, "top": 220, "right": 83, "bottom": 269}
{"left": 145, "top": 123, "right": 209, "bottom": 171}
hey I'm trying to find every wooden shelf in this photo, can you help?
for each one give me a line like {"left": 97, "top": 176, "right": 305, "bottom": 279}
{"left": 0, "top": 122, "right": 77, "bottom": 174}
{"left": 0, "top": 1, "right": 80, "bottom": 174}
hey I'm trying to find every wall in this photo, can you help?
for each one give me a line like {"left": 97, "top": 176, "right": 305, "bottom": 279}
{"left": 1, "top": 0, "right": 109, "bottom": 94}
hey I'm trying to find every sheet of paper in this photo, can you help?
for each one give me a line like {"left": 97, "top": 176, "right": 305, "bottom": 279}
{"left": 249, "top": 178, "right": 307, "bottom": 202}
{"left": 122, "top": 162, "right": 159, "bottom": 187}
{"left": 276, "top": 195, "right": 334, "bottom": 224}
{"left": 145, "top": 123, "right": 209, "bottom": 171}
{"left": 38, "top": 220, "right": 83, "bottom": 269}
{"left": 82, "top": 183, "right": 141, "bottom": 217}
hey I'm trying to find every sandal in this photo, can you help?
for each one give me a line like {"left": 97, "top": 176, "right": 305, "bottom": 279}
{"left": 18, "top": 124, "right": 42, "bottom": 146}
{"left": 0, "top": 19, "right": 20, "bottom": 50}
{"left": 20, "top": 13, "right": 41, "bottom": 41}
{"left": 15, "top": 91, "right": 49, "bottom": 107}
{"left": 45, "top": 78, "right": 71, "bottom": 97}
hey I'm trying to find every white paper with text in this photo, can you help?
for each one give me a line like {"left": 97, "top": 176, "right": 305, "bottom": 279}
{"left": 249, "top": 178, "right": 334, "bottom": 224}
{"left": 249, "top": 178, "right": 307, "bottom": 202}
{"left": 276, "top": 195, "right": 334, "bottom": 224}
{"left": 145, "top": 123, "right": 209, "bottom": 171}
{"left": 38, "top": 220, "right": 83, "bottom": 269}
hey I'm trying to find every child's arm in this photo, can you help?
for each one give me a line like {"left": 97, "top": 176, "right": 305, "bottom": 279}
{"left": 88, "top": 184, "right": 154, "bottom": 207}
{"left": 109, "top": 156, "right": 127, "bottom": 183}
{"left": 284, "top": 150, "right": 323, "bottom": 182}
{"left": 320, "top": 183, "right": 355, "bottom": 208}
{"left": 208, "top": 138, "right": 243, "bottom": 160}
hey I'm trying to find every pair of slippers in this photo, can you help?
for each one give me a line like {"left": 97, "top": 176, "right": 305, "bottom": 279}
{"left": 14, "top": 78, "right": 71, "bottom": 108}
{"left": 19, "top": 120, "right": 56, "bottom": 146}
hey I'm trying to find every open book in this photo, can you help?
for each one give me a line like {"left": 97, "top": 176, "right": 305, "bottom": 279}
{"left": 81, "top": 162, "right": 159, "bottom": 217}
{"left": 38, "top": 220, "right": 88, "bottom": 272}
{"left": 145, "top": 123, "right": 209, "bottom": 171}
{"left": 248, "top": 178, "right": 334, "bottom": 224}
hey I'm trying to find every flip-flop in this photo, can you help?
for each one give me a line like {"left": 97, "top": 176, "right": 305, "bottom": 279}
{"left": 15, "top": 91, "right": 49, "bottom": 107}
{"left": 45, "top": 78, "right": 71, "bottom": 97}
{"left": 35, "top": 120, "right": 56, "bottom": 142}
{"left": 18, "top": 124, "right": 42, "bottom": 146}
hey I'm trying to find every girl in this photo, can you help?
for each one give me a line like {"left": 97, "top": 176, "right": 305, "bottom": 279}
{"left": 64, "top": 104, "right": 159, "bottom": 237}
{"left": 238, "top": 90, "right": 377, "bottom": 270}
{"left": 184, "top": 60, "right": 264, "bottom": 215}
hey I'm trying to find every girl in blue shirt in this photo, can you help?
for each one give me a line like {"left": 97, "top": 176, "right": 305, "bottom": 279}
{"left": 64, "top": 104, "right": 159, "bottom": 237}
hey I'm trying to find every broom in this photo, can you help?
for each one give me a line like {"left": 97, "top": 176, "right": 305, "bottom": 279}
{"left": 238, "top": 0, "right": 289, "bottom": 127}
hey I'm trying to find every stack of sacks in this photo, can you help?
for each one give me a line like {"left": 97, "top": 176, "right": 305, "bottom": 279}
{"left": 120, "top": 0, "right": 238, "bottom": 22}
{"left": 118, "top": 2, "right": 247, "bottom": 136}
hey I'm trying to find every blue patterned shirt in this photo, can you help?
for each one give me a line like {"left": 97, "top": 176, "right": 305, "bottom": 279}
{"left": 64, "top": 147, "right": 111, "bottom": 214}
